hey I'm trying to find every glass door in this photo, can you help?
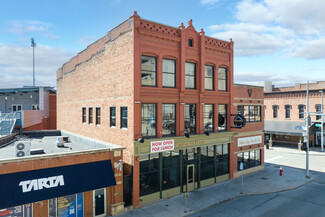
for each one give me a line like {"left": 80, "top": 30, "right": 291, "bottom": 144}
{"left": 93, "top": 189, "right": 106, "bottom": 217}
{"left": 187, "top": 164, "right": 195, "bottom": 192}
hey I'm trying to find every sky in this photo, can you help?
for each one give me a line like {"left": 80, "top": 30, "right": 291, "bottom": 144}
{"left": 1, "top": 0, "right": 325, "bottom": 88}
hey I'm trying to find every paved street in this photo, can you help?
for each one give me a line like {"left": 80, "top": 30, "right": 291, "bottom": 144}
{"left": 188, "top": 147, "right": 325, "bottom": 217}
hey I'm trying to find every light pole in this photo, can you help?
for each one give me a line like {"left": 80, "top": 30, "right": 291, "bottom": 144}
{"left": 306, "top": 81, "right": 310, "bottom": 178}
{"left": 320, "top": 90, "right": 324, "bottom": 152}
{"left": 31, "top": 38, "right": 36, "bottom": 87}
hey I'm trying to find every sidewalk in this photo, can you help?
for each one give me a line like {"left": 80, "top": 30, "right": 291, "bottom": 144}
{"left": 269, "top": 146, "right": 325, "bottom": 156}
{"left": 116, "top": 163, "right": 312, "bottom": 217}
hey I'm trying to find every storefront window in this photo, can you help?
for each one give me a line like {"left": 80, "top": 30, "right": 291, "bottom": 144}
{"left": 237, "top": 150, "right": 261, "bottom": 171}
{"left": 140, "top": 153, "right": 160, "bottom": 196}
{"left": 216, "top": 144, "right": 229, "bottom": 176}
{"left": 185, "top": 104, "right": 196, "bottom": 134}
{"left": 0, "top": 204, "right": 32, "bottom": 217}
{"left": 218, "top": 105, "right": 227, "bottom": 131}
{"left": 141, "top": 104, "right": 156, "bottom": 137}
{"left": 162, "top": 104, "right": 176, "bottom": 136}
{"left": 204, "top": 104, "right": 213, "bottom": 132}
{"left": 49, "top": 193, "right": 83, "bottom": 217}
{"left": 162, "top": 151, "right": 180, "bottom": 190}
{"left": 200, "top": 146, "right": 215, "bottom": 181}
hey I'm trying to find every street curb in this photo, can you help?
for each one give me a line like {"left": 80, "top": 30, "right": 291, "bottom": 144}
{"left": 184, "top": 178, "right": 315, "bottom": 217}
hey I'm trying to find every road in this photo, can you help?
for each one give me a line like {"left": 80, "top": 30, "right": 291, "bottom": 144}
{"left": 188, "top": 147, "right": 325, "bottom": 217}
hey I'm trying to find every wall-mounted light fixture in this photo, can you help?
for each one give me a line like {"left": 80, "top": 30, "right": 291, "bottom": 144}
{"left": 204, "top": 131, "right": 210, "bottom": 136}
{"left": 185, "top": 133, "right": 190, "bottom": 138}
{"left": 138, "top": 138, "right": 144, "bottom": 143}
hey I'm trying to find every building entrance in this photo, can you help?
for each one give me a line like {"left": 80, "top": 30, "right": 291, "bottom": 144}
{"left": 186, "top": 164, "right": 195, "bottom": 192}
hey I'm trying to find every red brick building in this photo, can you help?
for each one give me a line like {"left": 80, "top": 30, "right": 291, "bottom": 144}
{"left": 264, "top": 81, "right": 325, "bottom": 149}
{"left": 57, "top": 12, "right": 264, "bottom": 211}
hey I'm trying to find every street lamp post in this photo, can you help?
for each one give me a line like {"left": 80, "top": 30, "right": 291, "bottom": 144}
{"left": 306, "top": 81, "right": 310, "bottom": 178}
{"left": 31, "top": 38, "right": 36, "bottom": 87}
{"left": 320, "top": 90, "right": 324, "bottom": 152}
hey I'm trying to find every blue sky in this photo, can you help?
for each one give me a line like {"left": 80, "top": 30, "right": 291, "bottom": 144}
{"left": 1, "top": 0, "right": 325, "bottom": 88}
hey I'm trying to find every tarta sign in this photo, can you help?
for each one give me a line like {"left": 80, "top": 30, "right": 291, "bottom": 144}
{"left": 151, "top": 140, "right": 174, "bottom": 153}
{"left": 0, "top": 160, "right": 116, "bottom": 209}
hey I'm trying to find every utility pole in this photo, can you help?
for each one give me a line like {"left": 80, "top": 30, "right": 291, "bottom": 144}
{"left": 306, "top": 81, "right": 310, "bottom": 178}
{"left": 31, "top": 38, "right": 36, "bottom": 87}
{"left": 321, "top": 90, "right": 324, "bottom": 152}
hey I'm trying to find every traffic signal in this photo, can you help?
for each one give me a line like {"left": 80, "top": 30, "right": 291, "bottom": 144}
{"left": 301, "top": 145, "right": 308, "bottom": 152}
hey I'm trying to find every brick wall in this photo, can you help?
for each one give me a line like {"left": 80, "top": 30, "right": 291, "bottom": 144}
{"left": 57, "top": 20, "right": 134, "bottom": 165}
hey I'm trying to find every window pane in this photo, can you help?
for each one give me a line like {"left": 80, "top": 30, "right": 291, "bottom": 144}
{"left": 185, "top": 62, "right": 195, "bottom": 75}
{"left": 185, "top": 62, "right": 196, "bottom": 89}
{"left": 185, "top": 76, "right": 195, "bottom": 89}
{"left": 121, "top": 107, "right": 127, "bottom": 128}
{"left": 205, "top": 65, "right": 213, "bottom": 90}
{"left": 218, "top": 104, "right": 227, "bottom": 131}
{"left": 162, "top": 104, "right": 176, "bottom": 136}
{"left": 163, "top": 73, "right": 175, "bottom": 87}
{"left": 204, "top": 104, "right": 213, "bottom": 131}
{"left": 201, "top": 146, "right": 214, "bottom": 180}
{"left": 218, "top": 79, "right": 226, "bottom": 91}
{"left": 141, "top": 104, "right": 156, "bottom": 137}
{"left": 162, "top": 151, "right": 180, "bottom": 190}
{"left": 218, "top": 67, "right": 227, "bottom": 91}
{"left": 163, "top": 59, "right": 175, "bottom": 73}
{"left": 140, "top": 153, "right": 160, "bottom": 196}
{"left": 205, "top": 78, "right": 213, "bottom": 90}
{"left": 185, "top": 104, "right": 196, "bottom": 134}
{"left": 110, "top": 107, "right": 116, "bottom": 127}
{"left": 141, "top": 56, "right": 156, "bottom": 86}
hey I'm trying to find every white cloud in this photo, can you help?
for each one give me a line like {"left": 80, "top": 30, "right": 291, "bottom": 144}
{"left": 208, "top": 0, "right": 325, "bottom": 58}
{"left": 289, "top": 38, "right": 325, "bottom": 59}
{"left": 201, "top": 0, "right": 219, "bottom": 5}
{"left": 4, "top": 20, "right": 59, "bottom": 39}
{"left": 0, "top": 44, "right": 75, "bottom": 88}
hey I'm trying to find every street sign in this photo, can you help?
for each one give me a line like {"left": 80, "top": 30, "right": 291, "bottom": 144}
{"left": 316, "top": 123, "right": 322, "bottom": 128}
{"left": 240, "top": 162, "right": 243, "bottom": 170}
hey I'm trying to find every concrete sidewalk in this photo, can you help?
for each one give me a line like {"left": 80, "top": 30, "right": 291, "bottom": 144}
{"left": 116, "top": 164, "right": 312, "bottom": 217}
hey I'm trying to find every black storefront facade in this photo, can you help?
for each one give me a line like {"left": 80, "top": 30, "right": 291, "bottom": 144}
{"left": 134, "top": 131, "right": 234, "bottom": 205}
{"left": 0, "top": 148, "right": 125, "bottom": 217}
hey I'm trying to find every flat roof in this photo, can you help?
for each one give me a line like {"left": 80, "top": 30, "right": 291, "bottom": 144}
{"left": 0, "top": 86, "right": 56, "bottom": 94}
{"left": 0, "top": 132, "right": 124, "bottom": 161}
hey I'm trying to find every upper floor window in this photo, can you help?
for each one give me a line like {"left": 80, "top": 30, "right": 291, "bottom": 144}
{"left": 285, "top": 105, "right": 291, "bottom": 119}
{"left": 185, "top": 104, "right": 196, "bottom": 134}
{"left": 204, "top": 104, "right": 213, "bottom": 132}
{"left": 121, "top": 107, "right": 128, "bottom": 128}
{"left": 141, "top": 104, "right": 156, "bottom": 137}
{"left": 273, "top": 105, "right": 278, "bottom": 118}
{"left": 188, "top": 38, "right": 193, "bottom": 47}
{"left": 32, "top": 104, "right": 39, "bottom": 110}
{"left": 218, "top": 104, "right": 227, "bottom": 131}
{"left": 218, "top": 67, "right": 227, "bottom": 91}
{"left": 96, "top": 107, "right": 101, "bottom": 125}
{"left": 141, "top": 56, "right": 156, "bottom": 87}
{"left": 89, "top": 107, "right": 93, "bottom": 124}
{"left": 162, "top": 104, "right": 176, "bottom": 136}
{"left": 316, "top": 104, "right": 322, "bottom": 120}
{"left": 238, "top": 105, "right": 261, "bottom": 122}
{"left": 110, "top": 107, "right": 116, "bottom": 127}
{"left": 185, "top": 62, "right": 196, "bottom": 89}
{"left": 298, "top": 105, "right": 305, "bottom": 119}
{"left": 82, "top": 107, "right": 86, "bottom": 123}
{"left": 163, "top": 59, "right": 176, "bottom": 88}
{"left": 205, "top": 65, "right": 214, "bottom": 91}
{"left": 12, "top": 104, "right": 22, "bottom": 111}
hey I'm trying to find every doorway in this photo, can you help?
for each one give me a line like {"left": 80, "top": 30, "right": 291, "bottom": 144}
{"left": 186, "top": 164, "right": 195, "bottom": 192}
{"left": 93, "top": 188, "right": 106, "bottom": 217}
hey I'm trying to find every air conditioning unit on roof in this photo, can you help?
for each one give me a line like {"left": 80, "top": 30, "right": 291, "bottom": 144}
{"left": 15, "top": 141, "right": 31, "bottom": 157}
